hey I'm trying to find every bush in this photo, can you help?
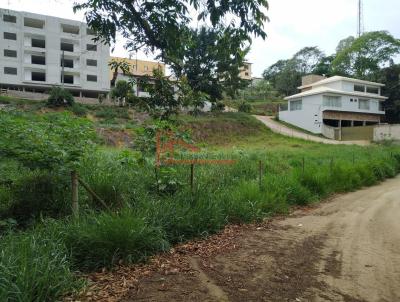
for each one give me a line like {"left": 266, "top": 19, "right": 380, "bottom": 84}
{"left": 7, "top": 170, "right": 70, "bottom": 226}
{"left": 238, "top": 102, "right": 252, "bottom": 113}
{"left": 47, "top": 87, "right": 74, "bottom": 107}
{"left": 94, "top": 107, "right": 130, "bottom": 120}
{"left": 0, "top": 111, "right": 95, "bottom": 170}
{"left": 60, "top": 210, "right": 170, "bottom": 271}
{"left": 211, "top": 101, "right": 225, "bottom": 112}
{"left": 0, "top": 229, "right": 80, "bottom": 302}
{"left": 70, "top": 103, "right": 88, "bottom": 117}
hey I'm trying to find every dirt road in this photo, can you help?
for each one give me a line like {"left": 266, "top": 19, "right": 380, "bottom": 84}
{"left": 254, "top": 115, "right": 370, "bottom": 146}
{"left": 89, "top": 176, "right": 400, "bottom": 302}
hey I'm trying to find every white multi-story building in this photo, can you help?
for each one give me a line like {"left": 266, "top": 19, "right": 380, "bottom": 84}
{"left": 0, "top": 8, "right": 110, "bottom": 97}
{"left": 279, "top": 75, "right": 387, "bottom": 139}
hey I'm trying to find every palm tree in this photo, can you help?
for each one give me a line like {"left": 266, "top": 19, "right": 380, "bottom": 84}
{"left": 109, "top": 59, "right": 131, "bottom": 87}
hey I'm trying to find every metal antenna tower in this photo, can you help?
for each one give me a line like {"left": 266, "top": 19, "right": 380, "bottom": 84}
{"left": 357, "top": 0, "right": 365, "bottom": 37}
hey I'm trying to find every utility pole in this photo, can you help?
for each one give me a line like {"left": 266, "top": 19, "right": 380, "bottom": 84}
{"left": 61, "top": 50, "right": 65, "bottom": 87}
{"left": 357, "top": 0, "right": 364, "bottom": 37}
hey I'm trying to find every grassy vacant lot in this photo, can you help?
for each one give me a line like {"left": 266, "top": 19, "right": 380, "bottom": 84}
{"left": 1, "top": 96, "right": 399, "bottom": 301}
{"left": 224, "top": 98, "right": 286, "bottom": 115}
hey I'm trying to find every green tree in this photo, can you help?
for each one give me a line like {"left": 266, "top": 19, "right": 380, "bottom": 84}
{"left": 74, "top": 0, "right": 268, "bottom": 58}
{"left": 379, "top": 64, "right": 400, "bottom": 123}
{"left": 313, "top": 55, "right": 335, "bottom": 76}
{"left": 263, "top": 59, "right": 301, "bottom": 96}
{"left": 47, "top": 87, "right": 75, "bottom": 107}
{"left": 292, "top": 46, "right": 325, "bottom": 74}
{"left": 332, "top": 31, "right": 400, "bottom": 80}
{"left": 74, "top": 0, "right": 268, "bottom": 96}
{"left": 335, "top": 36, "right": 355, "bottom": 53}
{"left": 109, "top": 59, "right": 131, "bottom": 87}
{"left": 110, "top": 80, "right": 134, "bottom": 106}
{"left": 134, "top": 69, "right": 180, "bottom": 119}
{"left": 171, "top": 27, "right": 250, "bottom": 102}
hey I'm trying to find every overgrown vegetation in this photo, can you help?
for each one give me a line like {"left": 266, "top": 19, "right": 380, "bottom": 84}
{"left": 47, "top": 86, "right": 75, "bottom": 107}
{"left": 1, "top": 101, "right": 400, "bottom": 301}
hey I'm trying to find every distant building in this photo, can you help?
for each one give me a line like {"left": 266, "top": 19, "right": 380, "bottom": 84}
{"left": 109, "top": 56, "right": 165, "bottom": 97}
{"left": 279, "top": 75, "right": 387, "bottom": 140}
{"left": 239, "top": 62, "right": 252, "bottom": 80}
{"left": 0, "top": 8, "right": 110, "bottom": 98}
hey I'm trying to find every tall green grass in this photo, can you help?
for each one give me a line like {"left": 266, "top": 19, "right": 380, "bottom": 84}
{"left": 0, "top": 228, "right": 81, "bottom": 302}
{"left": 1, "top": 145, "right": 400, "bottom": 301}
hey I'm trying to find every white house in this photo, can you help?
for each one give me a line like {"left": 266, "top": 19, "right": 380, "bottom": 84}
{"left": 279, "top": 75, "right": 387, "bottom": 139}
{"left": 0, "top": 8, "right": 110, "bottom": 98}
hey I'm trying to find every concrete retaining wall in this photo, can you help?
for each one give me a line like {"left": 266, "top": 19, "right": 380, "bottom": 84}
{"left": 3, "top": 90, "right": 113, "bottom": 105}
{"left": 373, "top": 124, "right": 400, "bottom": 141}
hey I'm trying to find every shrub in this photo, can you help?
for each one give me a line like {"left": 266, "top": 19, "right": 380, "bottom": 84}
{"left": 0, "top": 229, "right": 80, "bottom": 302}
{"left": 70, "top": 103, "right": 88, "bottom": 116}
{"left": 60, "top": 210, "right": 170, "bottom": 271}
{"left": 0, "top": 111, "right": 95, "bottom": 170}
{"left": 94, "top": 107, "right": 130, "bottom": 120}
{"left": 211, "top": 101, "right": 225, "bottom": 112}
{"left": 238, "top": 102, "right": 252, "bottom": 113}
{"left": 7, "top": 170, "right": 70, "bottom": 226}
{"left": 47, "top": 86, "right": 74, "bottom": 107}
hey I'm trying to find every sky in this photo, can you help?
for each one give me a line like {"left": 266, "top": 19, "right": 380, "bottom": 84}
{"left": 1, "top": 0, "right": 399, "bottom": 77}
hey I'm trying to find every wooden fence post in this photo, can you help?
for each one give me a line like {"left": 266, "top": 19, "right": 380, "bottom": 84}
{"left": 190, "top": 164, "right": 194, "bottom": 192}
{"left": 259, "top": 160, "right": 262, "bottom": 189}
{"left": 71, "top": 170, "right": 79, "bottom": 217}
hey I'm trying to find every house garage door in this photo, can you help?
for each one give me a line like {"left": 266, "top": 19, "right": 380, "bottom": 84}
{"left": 341, "top": 126, "right": 374, "bottom": 141}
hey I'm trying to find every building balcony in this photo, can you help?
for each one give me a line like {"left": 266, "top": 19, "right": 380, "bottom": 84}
{"left": 321, "top": 105, "right": 384, "bottom": 115}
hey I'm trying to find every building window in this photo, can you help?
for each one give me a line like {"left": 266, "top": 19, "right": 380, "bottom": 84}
{"left": 61, "top": 24, "right": 80, "bottom": 35}
{"left": 24, "top": 17, "right": 45, "bottom": 29}
{"left": 354, "top": 84, "right": 365, "bottom": 92}
{"left": 87, "top": 75, "right": 97, "bottom": 82}
{"left": 366, "top": 86, "right": 379, "bottom": 94}
{"left": 144, "top": 66, "right": 148, "bottom": 71}
{"left": 32, "top": 38, "right": 45, "bottom": 48}
{"left": 3, "top": 14, "right": 16, "bottom": 23}
{"left": 359, "top": 99, "right": 370, "bottom": 110}
{"left": 61, "top": 58, "right": 74, "bottom": 68}
{"left": 3, "top": 32, "right": 17, "bottom": 40}
{"left": 31, "top": 55, "right": 46, "bottom": 65}
{"left": 86, "top": 44, "right": 97, "bottom": 51}
{"left": 61, "top": 42, "right": 74, "bottom": 52}
{"left": 61, "top": 74, "right": 74, "bottom": 84}
{"left": 245, "top": 72, "right": 249, "bottom": 76}
{"left": 32, "top": 72, "right": 46, "bottom": 82}
{"left": 4, "top": 49, "right": 17, "bottom": 57}
{"left": 86, "top": 59, "right": 97, "bottom": 67}
{"left": 323, "top": 95, "right": 342, "bottom": 107}
{"left": 290, "top": 100, "right": 302, "bottom": 111}
{"left": 4, "top": 67, "right": 17, "bottom": 75}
